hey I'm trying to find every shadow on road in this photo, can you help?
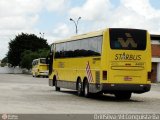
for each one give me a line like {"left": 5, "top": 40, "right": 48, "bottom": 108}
{"left": 57, "top": 89, "right": 143, "bottom": 102}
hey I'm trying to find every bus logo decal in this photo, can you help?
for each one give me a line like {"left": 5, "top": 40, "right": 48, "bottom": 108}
{"left": 118, "top": 33, "right": 137, "bottom": 48}
{"left": 86, "top": 62, "right": 93, "bottom": 83}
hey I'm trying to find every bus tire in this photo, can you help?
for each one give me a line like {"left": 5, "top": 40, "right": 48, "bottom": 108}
{"left": 55, "top": 80, "right": 60, "bottom": 91}
{"left": 35, "top": 73, "right": 39, "bottom": 78}
{"left": 84, "top": 80, "right": 90, "bottom": 97}
{"left": 114, "top": 92, "right": 132, "bottom": 100}
{"left": 77, "top": 80, "right": 83, "bottom": 96}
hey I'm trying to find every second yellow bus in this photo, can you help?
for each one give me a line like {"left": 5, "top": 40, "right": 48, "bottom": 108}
{"left": 32, "top": 58, "right": 49, "bottom": 78}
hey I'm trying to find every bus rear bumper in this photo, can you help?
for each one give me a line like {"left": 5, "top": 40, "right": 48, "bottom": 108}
{"left": 39, "top": 71, "right": 49, "bottom": 76}
{"left": 101, "top": 84, "right": 151, "bottom": 93}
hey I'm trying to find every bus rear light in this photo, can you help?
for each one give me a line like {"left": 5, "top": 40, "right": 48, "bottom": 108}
{"left": 148, "top": 72, "right": 151, "bottom": 80}
{"left": 103, "top": 71, "right": 107, "bottom": 80}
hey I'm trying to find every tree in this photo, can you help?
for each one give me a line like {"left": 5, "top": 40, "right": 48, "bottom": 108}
{"left": 20, "top": 49, "right": 49, "bottom": 70}
{"left": 7, "top": 33, "right": 49, "bottom": 67}
{"left": 1, "top": 57, "right": 8, "bottom": 63}
{"left": 1, "top": 57, "right": 8, "bottom": 67}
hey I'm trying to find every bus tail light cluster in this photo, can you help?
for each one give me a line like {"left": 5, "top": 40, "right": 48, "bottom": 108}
{"left": 148, "top": 72, "right": 152, "bottom": 80}
{"left": 103, "top": 71, "right": 107, "bottom": 80}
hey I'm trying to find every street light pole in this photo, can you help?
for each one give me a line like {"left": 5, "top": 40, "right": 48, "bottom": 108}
{"left": 70, "top": 17, "right": 81, "bottom": 34}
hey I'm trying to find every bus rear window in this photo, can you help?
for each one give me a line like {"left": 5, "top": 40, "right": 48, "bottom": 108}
{"left": 40, "top": 59, "right": 46, "bottom": 64}
{"left": 109, "top": 29, "right": 146, "bottom": 50}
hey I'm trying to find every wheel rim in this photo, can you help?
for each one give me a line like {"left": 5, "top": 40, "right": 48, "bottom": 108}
{"left": 78, "top": 82, "right": 81, "bottom": 95}
{"left": 84, "top": 83, "right": 88, "bottom": 96}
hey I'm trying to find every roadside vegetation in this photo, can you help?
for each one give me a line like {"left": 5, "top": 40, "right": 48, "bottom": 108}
{"left": 2, "top": 33, "right": 50, "bottom": 69}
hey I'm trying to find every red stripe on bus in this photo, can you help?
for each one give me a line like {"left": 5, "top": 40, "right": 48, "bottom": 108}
{"left": 86, "top": 62, "right": 93, "bottom": 83}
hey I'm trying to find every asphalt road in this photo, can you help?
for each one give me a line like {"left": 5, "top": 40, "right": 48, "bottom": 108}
{"left": 0, "top": 74, "right": 160, "bottom": 114}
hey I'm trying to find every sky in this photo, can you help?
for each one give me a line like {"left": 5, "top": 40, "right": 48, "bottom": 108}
{"left": 0, "top": 0, "right": 160, "bottom": 59}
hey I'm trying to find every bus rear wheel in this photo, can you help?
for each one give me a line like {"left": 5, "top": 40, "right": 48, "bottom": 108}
{"left": 84, "top": 81, "right": 90, "bottom": 97}
{"left": 35, "top": 72, "right": 39, "bottom": 78}
{"left": 114, "top": 92, "right": 132, "bottom": 100}
{"left": 55, "top": 80, "right": 60, "bottom": 91}
{"left": 77, "top": 81, "right": 83, "bottom": 96}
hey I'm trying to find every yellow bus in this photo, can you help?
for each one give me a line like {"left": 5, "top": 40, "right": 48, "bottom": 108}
{"left": 48, "top": 28, "right": 151, "bottom": 99}
{"left": 32, "top": 58, "right": 49, "bottom": 78}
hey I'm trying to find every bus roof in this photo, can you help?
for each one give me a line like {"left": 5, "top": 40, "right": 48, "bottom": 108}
{"left": 32, "top": 58, "right": 46, "bottom": 61}
{"left": 51, "top": 28, "right": 148, "bottom": 44}
{"left": 53, "top": 29, "right": 105, "bottom": 44}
